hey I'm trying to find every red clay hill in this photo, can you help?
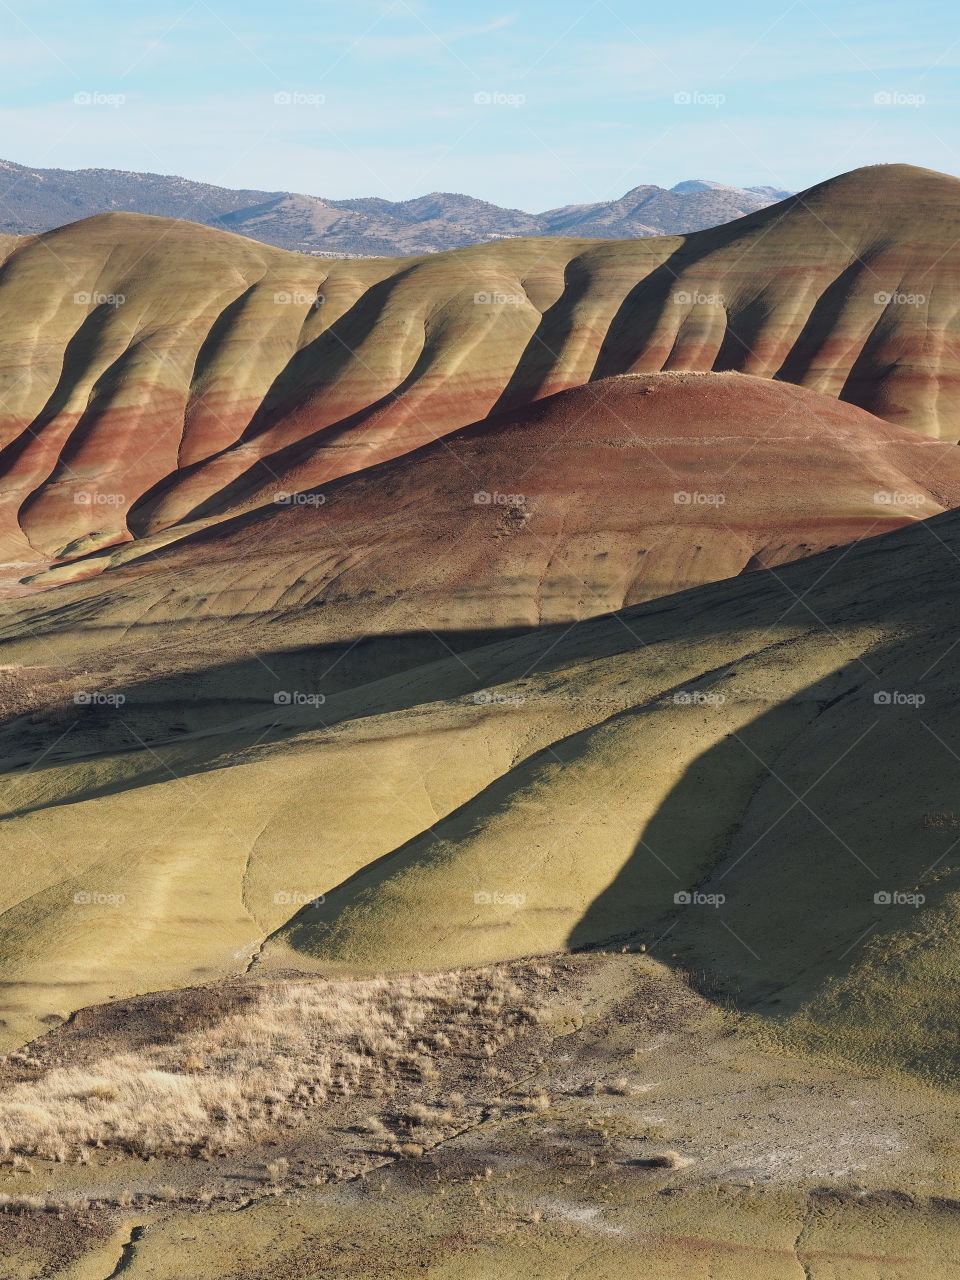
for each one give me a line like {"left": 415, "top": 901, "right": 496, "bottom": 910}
{"left": 21, "top": 372, "right": 960, "bottom": 653}
{"left": 0, "top": 164, "right": 956, "bottom": 587}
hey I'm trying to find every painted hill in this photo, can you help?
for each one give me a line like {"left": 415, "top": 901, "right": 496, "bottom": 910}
{"left": 0, "top": 160, "right": 959, "bottom": 1279}
{"left": 0, "top": 462, "right": 957, "bottom": 1088}
{"left": 20, "top": 370, "right": 960, "bottom": 625}
{"left": 0, "top": 163, "right": 956, "bottom": 591}
{"left": 0, "top": 156, "right": 789, "bottom": 254}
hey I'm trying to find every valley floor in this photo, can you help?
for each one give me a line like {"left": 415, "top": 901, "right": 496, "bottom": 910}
{"left": 1, "top": 951, "right": 959, "bottom": 1279}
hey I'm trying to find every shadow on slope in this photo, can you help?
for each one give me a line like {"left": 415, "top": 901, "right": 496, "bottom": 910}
{"left": 263, "top": 507, "right": 960, "bottom": 1081}
{"left": 571, "top": 628, "right": 960, "bottom": 1082}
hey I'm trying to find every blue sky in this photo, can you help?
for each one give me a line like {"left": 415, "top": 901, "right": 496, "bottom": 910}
{"left": 0, "top": 0, "right": 958, "bottom": 208}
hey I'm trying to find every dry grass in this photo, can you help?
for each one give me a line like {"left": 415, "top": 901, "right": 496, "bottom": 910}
{"left": 0, "top": 1192, "right": 90, "bottom": 1216}
{"left": 639, "top": 1150, "right": 689, "bottom": 1169}
{"left": 0, "top": 969, "right": 536, "bottom": 1161}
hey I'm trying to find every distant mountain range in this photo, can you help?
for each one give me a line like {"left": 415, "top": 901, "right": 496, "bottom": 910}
{"left": 0, "top": 157, "right": 791, "bottom": 256}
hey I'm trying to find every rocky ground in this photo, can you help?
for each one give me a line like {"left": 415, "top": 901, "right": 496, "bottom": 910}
{"left": 1, "top": 950, "right": 958, "bottom": 1278}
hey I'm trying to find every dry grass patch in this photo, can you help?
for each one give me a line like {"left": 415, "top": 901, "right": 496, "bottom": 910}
{"left": 637, "top": 1150, "right": 690, "bottom": 1169}
{"left": 0, "top": 1192, "right": 90, "bottom": 1216}
{"left": 0, "top": 969, "right": 539, "bottom": 1161}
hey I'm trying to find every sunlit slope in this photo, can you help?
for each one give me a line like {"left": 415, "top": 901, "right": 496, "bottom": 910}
{"left": 0, "top": 504, "right": 958, "bottom": 1079}
{"left": 0, "top": 163, "right": 958, "bottom": 583}
{"left": 262, "top": 507, "right": 960, "bottom": 1081}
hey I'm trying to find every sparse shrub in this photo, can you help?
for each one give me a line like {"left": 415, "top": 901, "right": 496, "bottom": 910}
{"left": 640, "top": 1150, "right": 688, "bottom": 1169}
{"left": 0, "top": 967, "right": 541, "bottom": 1162}
{"left": 81, "top": 1083, "right": 118, "bottom": 1101}
{"left": 405, "top": 1102, "right": 453, "bottom": 1126}
{"left": 362, "top": 1116, "right": 390, "bottom": 1135}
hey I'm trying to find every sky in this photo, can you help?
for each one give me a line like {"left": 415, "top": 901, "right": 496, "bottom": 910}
{"left": 0, "top": 0, "right": 958, "bottom": 210}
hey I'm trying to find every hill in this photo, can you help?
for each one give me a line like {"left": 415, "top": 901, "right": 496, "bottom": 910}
{"left": 0, "top": 388, "right": 957, "bottom": 1077}
{"left": 0, "top": 163, "right": 955, "bottom": 590}
{"left": 18, "top": 369, "right": 960, "bottom": 624}
{"left": 0, "top": 163, "right": 957, "bottom": 1276}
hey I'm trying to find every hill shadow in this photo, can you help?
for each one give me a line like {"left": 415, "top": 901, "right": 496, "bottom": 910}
{"left": 568, "top": 631, "right": 960, "bottom": 1030}
{"left": 0, "top": 619, "right": 588, "bottom": 817}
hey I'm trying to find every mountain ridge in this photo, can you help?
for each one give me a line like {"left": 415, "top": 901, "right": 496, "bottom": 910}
{"left": 0, "top": 155, "right": 791, "bottom": 255}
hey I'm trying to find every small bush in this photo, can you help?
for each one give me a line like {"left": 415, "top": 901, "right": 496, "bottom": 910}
{"left": 638, "top": 1150, "right": 688, "bottom": 1169}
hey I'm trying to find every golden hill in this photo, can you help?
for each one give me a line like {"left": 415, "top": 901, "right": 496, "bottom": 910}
{"left": 0, "top": 472, "right": 955, "bottom": 1085}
